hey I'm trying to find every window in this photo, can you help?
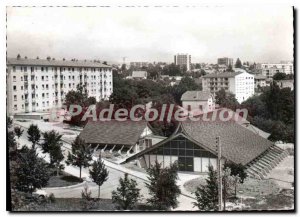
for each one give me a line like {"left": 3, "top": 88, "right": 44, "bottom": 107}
{"left": 13, "top": 66, "right": 16, "bottom": 72}
{"left": 14, "top": 95, "right": 17, "bottom": 101}
{"left": 14, "top": 105, "right": 17, "bottom": 111}
{"left": 187, "top": 105, "right": 191, "bottom": 111}
{"left": 199, "top": 105, "right": 203, "bottom": 111}
{"left": 13, "top": 86, "right": 17, "bottom": 91}
{"left": 31, "top": 67, "right": 34, "bottom": 72}
{"left": 13, "top": 76, "right": 16, "bottom": 82}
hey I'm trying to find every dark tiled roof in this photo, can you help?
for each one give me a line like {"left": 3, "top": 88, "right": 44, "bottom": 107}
{"left": 181, "top": 120, "right": 273, "bottom": 165}
{"left": 202, "top": 71, "right": 242, "bottom": 78}
{"left": 7, "top": 58, "right": 111, "bottom": 68}
{"left": 181, "top": 91, "right": 212, "bottom": 101}
{"left": 124, "top": 110, "right": 273, "bottom": 166}
{"left": 79, "top": 120, "right": 149, "bottom": 146}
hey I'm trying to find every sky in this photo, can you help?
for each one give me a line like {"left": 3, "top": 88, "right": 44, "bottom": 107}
{"left": 6, "top": 6, "right": 294, "bottom": 64}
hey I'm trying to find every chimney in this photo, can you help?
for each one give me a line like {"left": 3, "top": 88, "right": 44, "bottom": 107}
{"left": 47, "top": 56, "right": 51, "bottom": 61}
{"left": 17, "top": 54, "right": 21, "bottom": 60}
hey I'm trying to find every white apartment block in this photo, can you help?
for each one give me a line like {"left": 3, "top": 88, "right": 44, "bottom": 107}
{"left": 174, "top": 53, "right": 191, "bottom": 71}
{"left": 260, "top": 63, "right": 294, "bottom": 75}
{"left": 6, "top": 57, "right": 113, "bottom": 116}
{"left": 202, "top": 69, "right": 255, "bottom": 103}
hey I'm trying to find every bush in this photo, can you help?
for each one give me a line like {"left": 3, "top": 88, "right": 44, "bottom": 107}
{"left": 48, "top": 193, "right": 56, "bottom": 203}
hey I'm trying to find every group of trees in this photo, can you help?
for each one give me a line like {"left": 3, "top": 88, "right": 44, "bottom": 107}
{"left": 193, "top": 163, "right": 247, "bottom": 211}
{"left": 85, "top": 159, "right": 181, "bottom": 210}
{"left": 64, "top": 74, "right": 201, "bottom": 137}
{"left": 214, "top": 81, "right": 294, "bottom": 143}
{"left": 242, "top": 82, "right": 294, "bottom": 143}
{"left": 8, "top": 121, "right": 51, "bottom": 210}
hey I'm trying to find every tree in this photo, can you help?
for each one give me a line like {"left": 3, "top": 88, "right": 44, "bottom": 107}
{"left": 64, "top": 83, "right": 89, "bottom": 108}
{"left": 215, "top": 88, "right": 239, "bottom": 109}
{"left": 145, "top": 161, "right": 181, "bottom": 210}
{"left": 226, "top": 64, "right": 233, "bottom": 72}
{"left": 41, "top": 130, "right": 64, "bottom": 176}
{"left": 112, "top": 173, "right": 141, "bottom": 210}
{"left": 235, "top": 58, "right": 242, "bottom": 68}
{"left": 273, "top": 72, "right": 287, "bottom": 80}
{"left": 222, "top": 167, "right": 235, "bottom": 210}
{"left": 16, "top": 147, "right": 50, "bottom": 193}
{"left": 14, "top": 126, "right": 23, "bottom": 139}
{"left": 223, "top": 162, "right": 247, "bottom": 198}
{"left": 66, "top": 136, "right": 92, "bottom": 179}
{"left": 193, "top": 166, "right": 218, "bottom": 211}
{"left": 27, "top": 124, "right": 41, "bottom": 148}
{"left": 89, "top": 156, "right": 109, "bottom": 199}
{"left": 81, "top": 185, "right": 93, "bottom": 210}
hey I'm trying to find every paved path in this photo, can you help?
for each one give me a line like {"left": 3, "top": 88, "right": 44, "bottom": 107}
{"left": 14, "top": 121, "right": 198, "bottom": 211}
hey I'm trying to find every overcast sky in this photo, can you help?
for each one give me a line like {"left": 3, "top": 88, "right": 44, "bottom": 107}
{"left": 7, "top": 6, "right": 293, "bottom": 64}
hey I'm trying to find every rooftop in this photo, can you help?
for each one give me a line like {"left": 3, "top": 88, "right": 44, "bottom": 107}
{"left": 181, "top": 120, "right": 273, "bottom": 165}
{"left": 132, "top": 71, "right": 147, "bottom": 78}
{"left": 181, "top": 91, "right": 212, "bottom": 101}
{"left": 79, "top": 120, "right": 149, "bottom": 146}
{"left": 7, "top": 57, "right": 111, "bottom": 68}
{"left": 202, "top": 71, "right": 243, "bottom": 78}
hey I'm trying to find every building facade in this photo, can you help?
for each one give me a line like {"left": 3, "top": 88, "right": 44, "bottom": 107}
{"left": 181, "top": 91, "right": 215, "bottom": 115}
{"left": 7, "top": 57, "right": 113, "bottom": 115}
{"left": 260, "top": 63, "right": 293, "bottom": 75}
{"left": 260, "top": 66, "right": 284, "bottom": 79}
{"left": 217, "top": 57, "right": 233, "bottom": 66}
{"left": 202, "top": 69, "right": 255, "bottom": 103}
{"left": 124, "top": 118, "right": 286, "bottom": 178}
{"left": 174, "top": 53, "right": 191, "bottom": 71}
{"left": 254, "top": 75, "right": 267, "bottom": 89}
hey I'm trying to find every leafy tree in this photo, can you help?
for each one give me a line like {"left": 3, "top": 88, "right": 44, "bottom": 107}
{"left": 27, "top": 124, "right": 41, "bottom": 148}
{"left": 226, "top": 64, "right": 233, "bottom": 72}
{"left": 273, "top": 72, "right": 287, "bottom": 80}
{"left": 223, "top": 162, "right": 247, "bottom": 198}
{"left": 193, "top": 166, "right": 218, "bottom": 211}
{"left": 81, "top": 185, "right": 93, "bottom": 210}
{"left": 16, "top": 147, "right": 50, "bottom": 193}
{"left": 121, "top": 64, "right": 127, "bottom": 72}
{"left": 14, "top": 126, "right": 23, "bottom": 139}
{"left": 215, "top": 88, "right": 239, "bottom": 109}
{"left": 222, "top": 167, "right": 235, "bottom": 210}
{"left": 112, "top": 173, "right": 141, "bottom": 210}
{"left": 66, "top": 136, "right": 92, "bottom": 179}
{"left": 89, "top": 156, "right": 109, "bottom": 198}
{"left": 235, "top": 58, "right": 242, "bottom": 68}
{"left": 162, "top": 63, "right": 182, "bottom": 76}
{"left": 41, "top": 130, "right": 64, "bottom": 176}
{"left": 145, "top": 161, "right": 181, "bottom": 210}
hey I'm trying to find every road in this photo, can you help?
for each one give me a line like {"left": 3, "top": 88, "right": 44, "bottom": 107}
{"left": 14, "top": 121, "right": 197, "bottom": 210}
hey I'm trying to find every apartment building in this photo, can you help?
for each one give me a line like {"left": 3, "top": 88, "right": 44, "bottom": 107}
{"left": 6, "top": 57, "right": 113, "bottom": 116}
{"left": 174, "top": 53, "right": 191, "bottom": 71}
{"left": 260, "top": 66, "right": 284, "bottom": 79}
{"left": 202, "top": 69, "right": 254, "bottom": 103}
{"left": 260, "top": 63, "right": 293, "bottom": 75}
{"left": 217, "top": 57, "right": 233, "bottom": 67}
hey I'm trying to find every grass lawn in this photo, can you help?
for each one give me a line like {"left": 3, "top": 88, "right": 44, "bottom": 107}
{"left": 47, "top": 172, "right": 83, "bottom": 188}
{"left": 17, "top": 198, "right": 156, "bottom": 211}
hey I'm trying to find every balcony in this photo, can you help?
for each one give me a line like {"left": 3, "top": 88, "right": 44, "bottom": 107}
{"left": 25, "top": 99, "right": 29, "bottom": 104}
